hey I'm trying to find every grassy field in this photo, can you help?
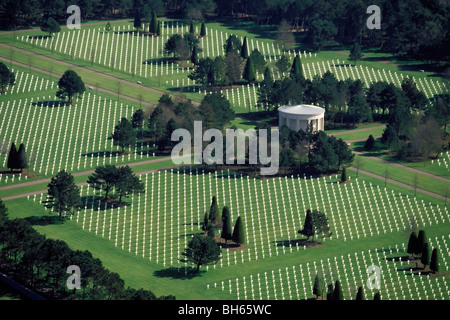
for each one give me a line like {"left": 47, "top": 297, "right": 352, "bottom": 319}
{"left": 3, "top": 169, "right": 449, "bottom": 300}
{"left": 1, "top": 18, "right": 449, "bottom": 301}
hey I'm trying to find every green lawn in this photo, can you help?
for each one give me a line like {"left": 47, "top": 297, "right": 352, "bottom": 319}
{"left": 4, "top": 169, "right": 449, "bottom": 300}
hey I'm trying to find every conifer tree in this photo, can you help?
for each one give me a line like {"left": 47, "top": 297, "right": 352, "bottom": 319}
{"left": 241, "top": 37, "right": 248, "bottom": 59}
{"left": 421, "top": 243, "right": 430, "bottom": 269}
{"left": 189, "top": 20, "right": 194, "bottom": 34}
{"left": 333, "top": 280, "right": 343, "bottom": 300}
{"left": 231, "top": 216, "right": 245, "bottom": 245}
{"left": 417, "top": 230, "right": 427, "bottom": 255}
{"left": 373, "top": 292, "right": 381, "bottom": 300}
{"left": 407, "top": 231, "right": 418, "bottom": 258}
{"left": 17, "top": 143, "right": 27, "bottom": 172}
{"left": 191, "top": 45, "right": 198, "bottom": 65}
{"left": 299, "top": 209, "right": 314, "bottom": 240}
{"left": 243, "top": 56, "right": 256, "bottom": 83}
{"left": 355, "top": 286, "right": 364, "bottom": 300}
{"left": 221, "top": 206, "right": 232, "bottom": 245}
{"left": 149, "top": 10, "right": 158, "bottom": 34}
{"left": 7, "top": 142, "right": 19, "bottom": 172}
{"left": 313, "top": 274, "right": 325, "bottom": 299}
{"left": 200, "top": 22, "right": 206, "bottom": 37}
{"left": 430, "top": 248, "right": 439, "bottom": 273}
{"left": 209, "top": 196, "right": 219, "bottom": 223}
{"left": 290, "top": 54, "right": 303, "bottom": 78}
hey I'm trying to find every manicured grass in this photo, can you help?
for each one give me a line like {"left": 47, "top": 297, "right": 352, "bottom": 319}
{"left": 328, "top": 126, "right": 386, "bottom": 141}
{"left": 4, "top": 169, "right": 448, "bottom": 300}
{"left": 352, "top": 154, "right": 449, "bottom": 197}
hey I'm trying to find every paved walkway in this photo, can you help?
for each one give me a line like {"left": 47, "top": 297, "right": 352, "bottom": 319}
{"left": 349, "top": 167, "right": 447, "bottom": 201}
{"left": 0, "top": 43, "right": 199, "bottom": 106}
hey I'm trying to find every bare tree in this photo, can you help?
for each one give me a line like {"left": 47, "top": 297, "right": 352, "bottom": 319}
{"left": 275, "top": 19, "right": 295, "bottom": 52}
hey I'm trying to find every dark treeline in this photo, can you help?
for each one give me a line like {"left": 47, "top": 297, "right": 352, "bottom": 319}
{"left": 1, "top": 0, "right": 449, "bottom": 61}
{"left": 0, "top": 200, "right": 175, "bottom": 300}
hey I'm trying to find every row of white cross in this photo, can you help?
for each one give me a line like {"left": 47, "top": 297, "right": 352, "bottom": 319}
{"left": 0, "top": 93, "right": 141, "bottom": 176}
{"left": 207, "top": 238, "right": 449, "bottom": 300}
{"left": 24, "top": 169, "right": 448, "bottom": 272}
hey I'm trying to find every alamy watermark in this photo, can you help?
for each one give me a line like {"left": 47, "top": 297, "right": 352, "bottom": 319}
{"left": 171, "top": 121, "right": 280, "bottom": 176}
{"left": 366, "top": 264, "right": 381, "bottom": 290}
{"left": 66, "top": 265, "right": 81, "bottom": 290}
{"left": 366, "top": 5, "right": 381, "bottom": 30}
{"left": 67, "top": 5, "right": 81, "bottom": 30}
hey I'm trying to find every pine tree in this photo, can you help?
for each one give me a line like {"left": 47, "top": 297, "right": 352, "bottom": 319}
{"left": 181, "top": 234, "right": 221, "bottom": 272}
{"left": 46, "top": 170, "right": 81, "bottom": 219}
{"left": 7, "top": 142, "right": 19, "bottom": 172}
{"left": 341, "top": 167, "right": 348, "bottom": 183}
{"left": 290, "top": 54, "right": 303, "bottom": 78}
{"left": 191, "top": 45, "right": 198, "bottom": 65}
{"left": 430, "top": 248, "right": 439, "bottom": 273}
{"left": 221, "top": 206, "right": 232, "bottom": 245}
{"left": 349, "top": 42, "right": 362, "bottom": 65}
{"left": 105, "top": 22, "right": 112, "bottom": 32}
{"left": 407, "top": 231, "right": 418, "bottom": 258}
{"left": 149, "top": 10, "right": 158, "bottom": 34}
{"left": 298, "top": 209, "right": 314, "bottom": 240}
{"left": 17, "top": 143, "right": 27, "bottom": 172}
{"left": 156, "top": 21, "right": 161, "bottom": 37}
{"left": 333, "top": 280, "right": 343, "bottom": 300}
{"left": 200, "top": 22, "right": 206, "bottom": 37}
{"left": 313, "top": 274, "right": 325, "bottom": 299}
{"left": 189, "top": 20, "right": 194, "bottom": 34}
{"left": 209, "top": 196, "right": 219, "bottom": 224}
{"left": 417, "top": 230, "right": 427, "bottom": 255}
{"left": 355, "top": 286, "right": 364, "bottom": 300}
{"left": 373, "top": 292, "right": 381, "bottom": 300}
{"left": 231, "top": 216, "right": 245, "bottom": 245}
{"left": 421, "top": 243, "right": 430, "bottom": 269}
{"left": 113, "top": 117, "right": 136, "bottom": 154}
{"left": 242, "top": 56, "right": 256, "bottom": 83}
{"left": 241, "top": 37, "right": 248, "bottom": 59}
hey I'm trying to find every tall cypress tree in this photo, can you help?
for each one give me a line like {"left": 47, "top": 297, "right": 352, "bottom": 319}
{"left": 191, "top": 45, "right": 198, "bottom": 65}
{"left": 17, "top": 143, "right": 27, "bottom": 172}
{"left": 231, "top": 216, "right": 245, "bottom": 245}
{"left": 221, "top": 206, "right": 232, "bottom": 245}
{"left": 243, "top": 56, "right": 256, "bottom": 83}
{"left": 241, "top": 37, "right": 248, "bottom": 59}
{"left": 290, "top": 54, "right": 303, "bottom": 78}
{"left": 430, "top": 248, "right": 439, "bottom": 273}
{"left": 333, "top": 280, "right": 343, "bottom": 300}
{"left": 149, "top": 10, "right": 158, "bottom": 34}
{"left": 7, "top": 142, "right": 19, "bottom": 172}
{"left": 421, "top": 243, "right": 430, "bottom": 269}
{"left": 298, "top": 209, "right": 314, "bottom": 240}
{"left": 355, "top": 286, "right": 364, "bottom": 300}
{"left": 313, "top": 274, "right": 325, "bottom": 299}
{"left": 373, "top": 292, "right": 381, "bottom": 300}
{"left": 407, "top": 231, "right": 418, "bottom": 257}
{"left": 209, "top": 196, "right": 219, "bottom": 223}
{"left": 200, "top": 22, "right": 206, "bottom": 37}
{"left": 417, "top": 230, "right": 427, "bottom": 255}
{"left": 189, "top": 20, "right": 194, "bottom": 35}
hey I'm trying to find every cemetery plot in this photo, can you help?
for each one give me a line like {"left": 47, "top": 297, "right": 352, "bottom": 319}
{"left": 208, "top": 238, "right": 450, "bottom": 300}
{"left": 0, "top": 91, "right": 159, "bottom": 179}
{"left": 0, "top": 68, "right": 56, "bottom": 96}
{"left": 23, "top": 169, "right": 448, "bottom": 274}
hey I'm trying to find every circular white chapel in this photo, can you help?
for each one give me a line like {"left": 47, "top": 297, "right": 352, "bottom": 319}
{"left": 278, "top": 104, "right": 325, "bottom": 132}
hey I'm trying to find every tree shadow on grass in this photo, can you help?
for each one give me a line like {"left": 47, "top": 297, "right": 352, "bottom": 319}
{"left": 273, "top": 238, "right": 324, "bottom": 248}
{"left": 32, "top": 101, "right": 68, "bottom": 107}
{"left": 153, "top": 266, "right": 205, "bottom": 279}
{"left": 24, "top": 215, "right": 64, "bottom": 226}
